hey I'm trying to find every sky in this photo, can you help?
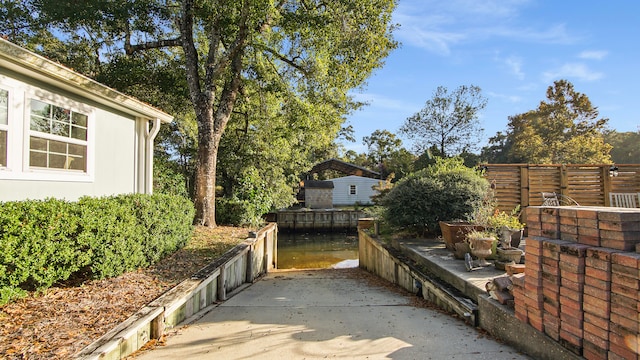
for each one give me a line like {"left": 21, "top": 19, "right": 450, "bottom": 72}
{"left": 342, "top": 0, "right": 640, "bottom": 154}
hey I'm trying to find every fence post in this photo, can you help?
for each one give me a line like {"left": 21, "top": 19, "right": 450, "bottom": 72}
{"left": 602, "top": 165, "right": 612, "bottom": 206}
{"left": 521, "top": 165, "right": 529, "bottom": 206}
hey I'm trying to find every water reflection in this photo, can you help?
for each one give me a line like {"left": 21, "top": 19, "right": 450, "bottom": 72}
{"left": 277, "top": 232, "right": 359, "bottom": 269}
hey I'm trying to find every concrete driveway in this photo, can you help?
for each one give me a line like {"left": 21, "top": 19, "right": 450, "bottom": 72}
{"left": 133, "top": 268, "right": 529, "bottom": 359}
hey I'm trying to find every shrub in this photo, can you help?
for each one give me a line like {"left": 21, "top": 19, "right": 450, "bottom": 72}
{"left": 0, "top": 193, "right": 194, "bottom": 304}
{"left": 381, "top": 157, "right": 490, "bottom": 234}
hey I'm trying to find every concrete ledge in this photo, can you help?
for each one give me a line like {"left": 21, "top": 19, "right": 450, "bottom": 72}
{"left": 478, "top": 295, "right": 581, "bottom": 360}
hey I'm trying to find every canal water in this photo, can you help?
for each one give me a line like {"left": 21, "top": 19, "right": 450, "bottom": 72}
{"left": 277, "top": 232, "right": 359, "bottom": 269}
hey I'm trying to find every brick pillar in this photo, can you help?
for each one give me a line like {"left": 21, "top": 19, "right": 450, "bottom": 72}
{"left": 608, "top": 252, "right": 640, "bottom": 360}
{"left": 559, "top": 242, "right": 589, "bottom": 356}
{"left": 583, "top": 247, "right": 619, "bottom": 360}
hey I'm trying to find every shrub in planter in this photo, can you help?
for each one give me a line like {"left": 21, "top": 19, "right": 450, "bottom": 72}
{"left": 381, "top": 157, "right": 490, "bottom": 235}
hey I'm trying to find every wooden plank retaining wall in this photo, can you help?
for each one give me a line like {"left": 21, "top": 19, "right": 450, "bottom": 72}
{"left": 483, "top": 164, "right": 640, "bottom": 210}
{"left": 75, "top": 223, "right": 278, "bottom": 360}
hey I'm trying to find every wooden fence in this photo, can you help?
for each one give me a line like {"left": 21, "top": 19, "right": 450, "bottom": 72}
{"left": 482, "top": 164, "right": 640, "bottom": 210}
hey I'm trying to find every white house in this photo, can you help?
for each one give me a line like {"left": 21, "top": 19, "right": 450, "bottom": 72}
{"left": 0, "top": 38, "right": 173, "bottom": 201}
{"left": 331, "top": 175, "right": 380, "bottom": 206}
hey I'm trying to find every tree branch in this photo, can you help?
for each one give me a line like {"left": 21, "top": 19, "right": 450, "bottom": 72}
{"left": 260, "top": 46, "right": 308, "bottom": 75}
{"left": 124, "top": 38, "right": 181, "bottom": 55}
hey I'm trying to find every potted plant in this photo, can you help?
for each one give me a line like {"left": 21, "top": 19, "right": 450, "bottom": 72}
{"left": 487, "top": 205, "right": 525, "bottom": 248}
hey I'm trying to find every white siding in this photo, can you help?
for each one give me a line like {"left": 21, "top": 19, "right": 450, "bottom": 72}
{"left": 331, "top": 175, "right": 380, "bottom": 206}
{"left": 0, "top": 75, "right": 140, "bottom": 201}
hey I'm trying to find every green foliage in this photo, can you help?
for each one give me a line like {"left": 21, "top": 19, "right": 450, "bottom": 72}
{"left": 605, "top": 130, "right": 640, "bottom": 164}
{"left": 14, "top": 0, "right": 399, "bottom": 226}
{"left": 381, "top": 157, "right": 491, "bottom": 234}
{"left": 400, "top": 85, "right": 487, "bottom": 157}
{"left": 0, "top": 194, "right": 194, "bottom": 304}
{"left": 488, "top": 80, "right": 612, "bottom": 164}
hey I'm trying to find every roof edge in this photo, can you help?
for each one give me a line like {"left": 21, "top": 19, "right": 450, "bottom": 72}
{"left": 0, "top": 38, "right": 173, "bottom": 123}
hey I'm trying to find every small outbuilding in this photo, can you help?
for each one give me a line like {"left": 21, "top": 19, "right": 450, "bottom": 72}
{"left": 331, "top": 175, "right": 380, "bottom": 206}
{"left": 0, "top": 38, "right": 173, "bottom": 201}
{"left": 302, "top": 180, "right": 334, "bottom": 209}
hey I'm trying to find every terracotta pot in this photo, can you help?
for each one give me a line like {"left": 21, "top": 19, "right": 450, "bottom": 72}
{"left": 439, "top": 221, "right": 484, "bottom": 250}
{"left": 454, "top": 241, "right": 471, "bottom": 259}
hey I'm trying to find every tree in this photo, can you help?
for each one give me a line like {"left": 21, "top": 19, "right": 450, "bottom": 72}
{"left": 605, "top": 130, "right": 640, "bottom": 164}
{"left": 506, "top": 80, "right": 611, "bottom": 164}
{"left": 17, "top": 0, "right": 398, "bottom": 226}
{"left": 400, "top": 85, "right": 487, "bottom": 157}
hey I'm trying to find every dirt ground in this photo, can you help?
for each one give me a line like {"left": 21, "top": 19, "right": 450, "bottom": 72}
{"left": 0, "top": 226, "right": 250, "bottom": 360}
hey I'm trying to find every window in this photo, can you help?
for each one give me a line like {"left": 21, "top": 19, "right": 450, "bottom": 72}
{"left": 28, "top": 99, "right": 88, "bottom": 172}
{"left": 0, "top": 88, "right": 7, "bottom": 167}
{"left": 349, "top": 184, "right": 357, "bottom": 195}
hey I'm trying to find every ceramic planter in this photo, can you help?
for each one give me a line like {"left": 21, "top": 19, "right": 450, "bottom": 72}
{"left": 439, "top": 221, "right": 484, "bottom": 250}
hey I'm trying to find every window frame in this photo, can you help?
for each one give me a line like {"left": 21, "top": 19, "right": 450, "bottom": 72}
{"left": 0, "top": 74, "right": 95, "bottom": 182}
{"left": 0, "top": 86, "right": 9, "bottom": 169}
{"left": 349, "top": 184, "right": 357, "bottom": 195}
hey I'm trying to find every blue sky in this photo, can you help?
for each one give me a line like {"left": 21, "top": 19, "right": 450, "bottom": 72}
{"left": 343, "top": 0, "right": 640, "bottom": 153}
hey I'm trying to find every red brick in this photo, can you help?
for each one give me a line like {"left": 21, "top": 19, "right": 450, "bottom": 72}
{"left": 543, "top": 239, "right": 570, "bottom": 259}
{"left": 584, "top": 311, "right": 610, "bottom": 330}
{"left": 523, "top": 280, "right": 543, "bottom": 295}
{"left": 586, "top": 257, "right": 611, "bottom": 271}
{"left": 526, "top": 236, "right": 545, "bottom": 249}
{"left": 559, "top": 330, "right": 584, "bottom": 355}
{"left": 561, "top": 313, "right": 583, "bottom": 329}
{"left": 577, "top": 209, "right": 599, "bottom": 219}
{"left": 583, "top": 341, "right": 608, "bottom": 360}
{"left": 560, "top": 231, "right": 578, "bottom": 242}
{"left": 612, "top": 252, "right": 640, "bottom": 269}
{"left": 599, "top": 220, "right": 640, "bottom": 232}
{"left": 561, "top": 242, "right": 590, "bottom": 256}
{"left": 612, "top": 282, "right": 639, "bottom": 301}
{"left": 523, "top": 294, "right": 543, "bottom": 310}
{"left": 542, "top": 264, "right": 560, "bottom": 277}
{"left": 562, "top": 271, "right": 585, "bottom": 284}
{"left": 560, "top": 259, "right": 585, "bottom": 274}
{"left": 601, "top": 238, "right": 637, "bottom": 252}
{"left": 560, "top": 296, "right": 583, "bottom": 316}
{"left": 610, "top": 312, "right": 639, "bottom": 333}
{"left": 611, "top": 270, "right": 640, "bottom": 290}
{"left": 579, "top": 218, "right": 599, "bottom": 228}
{"left": 560, "top": 287, "right": 583, "bottom": 303}
{"left": 598, "top": 211, "right": 640, "bottom": 222}
{"left": 583, "top": 293, "right": 610, "bottom": 315}
{"left": 544, "top": 301, "right": 560, "bottom": 317}
{"left": 528, "top": 228, "right": 542, "bottom": 237}
{"left": 542, "top": 272, "right": 560, "bottom": 286}
{"left": 607, "top": 350, "right": 637, "bottom": 360}
{"left": 609, "top": 330, "right": 639, "bottom": 358}
{"left": 528, "top": 314, "right": 544, "bottom": 332}
{"left": 584, "top": 330, "right": 609, "bottom": 350}
{"left": 545, "top": 325, "right": 560, "bottom": 341}
{"left": 579, "top": 236, "right": 601, "bottom": 247}
{"left": 585, "top": 267, "right": 612, "bottom": 284}
{"left": 561, "top": 277, "right": 584, "bottom": 292}
{"left": 610, "top": 322, "right": 637, "bottom": 340}
{"left": 584, "top": 321, "right": 609, "bottom": 341}
{"left": 561, "top": 320, "right": 584, "bottom": 338}
{"left": 589, "top": 247, "right": 622, "bottom": 261}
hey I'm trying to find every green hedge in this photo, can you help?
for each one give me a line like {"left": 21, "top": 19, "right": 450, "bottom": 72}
{"left": 0, "top": 194, "right": 194, "bottom": 304}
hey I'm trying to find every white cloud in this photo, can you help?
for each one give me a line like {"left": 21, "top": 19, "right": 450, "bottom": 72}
{"left": 578, "top": 50, "right": 608, "bottom": 60}
{"left": 488, "top": 91, "right": 522, "bottom": 103}
{"left": 504, "top": 56, "right": 525, "bottom": 80}
{"left": 542, "top": 63, "right": 604, "bottom": 82}
{"left": 393, "top": 0, "right": 576, "bottom": 55}
{"left": 351, "top": 93, "right": 421, "bottom": 113}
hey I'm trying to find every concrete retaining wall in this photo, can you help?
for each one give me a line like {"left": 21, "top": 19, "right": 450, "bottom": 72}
{"left": 276, "top": 210, "right": 364, "bottom": 232}
{"left": 358, "top": 225, "right": 478, "bottom": 326}
{"left": 74, "top": 223, "right": 278, "bottom": 360}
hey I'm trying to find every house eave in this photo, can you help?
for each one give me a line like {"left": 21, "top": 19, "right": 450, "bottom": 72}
{"left": 0, "top": 38, "right": 173, "bottom": 124}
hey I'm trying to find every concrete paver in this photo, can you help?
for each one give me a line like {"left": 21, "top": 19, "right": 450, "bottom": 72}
{"left": 134, "top": 269, "right": 530, "bottom": 359}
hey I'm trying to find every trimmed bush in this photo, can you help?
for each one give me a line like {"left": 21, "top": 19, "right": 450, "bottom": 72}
{"left": 381, "top": 157, "right": 490, "bottom": 234}
{"left": 0, "top": 193, "right": 194, "bottom": 304}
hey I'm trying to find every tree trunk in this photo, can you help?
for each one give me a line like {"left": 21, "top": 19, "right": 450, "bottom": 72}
{"left": 193, "top": 101, "right": 218, "bottom": 226}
